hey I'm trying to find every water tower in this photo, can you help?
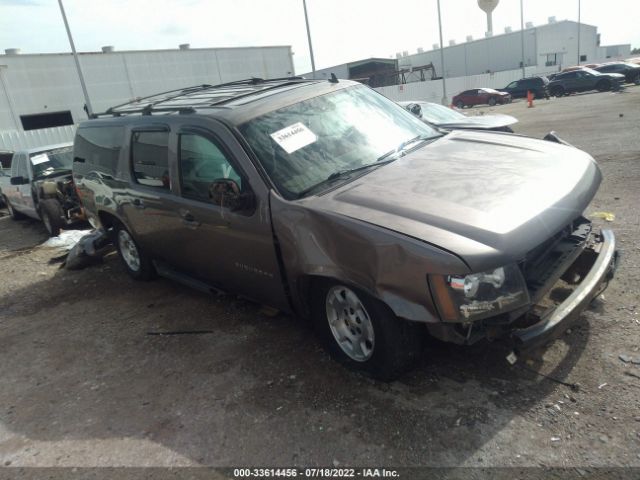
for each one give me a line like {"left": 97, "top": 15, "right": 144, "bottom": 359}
{"left": 478, "top": 0, "right": 500, "bottom": 35}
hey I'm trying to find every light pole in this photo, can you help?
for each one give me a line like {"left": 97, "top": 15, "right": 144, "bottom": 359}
{"left": 577, "top": 0, "right": 581, "bottom": 65}
{"left": 58, "top": 0, "right": 94, "bottom": 117}
{"left": 520, "top": 0, "right": 526, "bottom": 78}
{"left": 437, "top": 0, "right": 447, "bottom": 105}
{"left": 302, "top": 0, "right": 316, "bottom": 79}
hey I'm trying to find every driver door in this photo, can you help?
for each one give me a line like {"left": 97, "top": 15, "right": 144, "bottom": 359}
{"left": 165, "top": 123, "right": 288, "bottom": 310}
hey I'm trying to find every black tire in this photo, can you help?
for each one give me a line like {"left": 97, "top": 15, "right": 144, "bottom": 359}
{"left": 114, "top": 223, "right": 156, "bottom": 281}
{"left": 311, "top": 281, "right": 423, "bottom": 381}
{"left": 634, "top": 75, "right": 640, "bottom": 86}
{"left": 596, "top": 80, "right": 611, "bottom": 92}
{"left": 39, "top": 200, "right": 65, "bottom": 237}
{"left": 456, "top": 101, "right": 464, "bottom": 109}
{"left": 5, "top": 197, "right": 26, "bottom": 220}
{"left": 551, "top": 86, "right": 565, "bottom": 97}
{"left": 488, "top": 97, "right": 497, "bottom": 106}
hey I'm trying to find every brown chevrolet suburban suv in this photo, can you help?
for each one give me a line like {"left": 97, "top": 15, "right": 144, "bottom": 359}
{"left": 73, "top": 78, "right": 617, "bottom": 379}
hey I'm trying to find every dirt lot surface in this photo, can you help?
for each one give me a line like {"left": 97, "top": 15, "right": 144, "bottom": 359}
{"left": 0, "top": 86, "right": 639, "bottom": 473}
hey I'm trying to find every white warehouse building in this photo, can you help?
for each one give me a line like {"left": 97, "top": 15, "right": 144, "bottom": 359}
{"left": 0, "top": 45, "right": 294, "bottom": 138}
{"left": 398, "top": 18, "right": 630, "bottom": 80}
{"left": 304, "top": 19, "right": 630, "bottom": 85}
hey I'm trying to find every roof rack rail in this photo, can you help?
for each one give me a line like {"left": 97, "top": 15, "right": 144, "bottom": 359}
{"left": 93, "top": 76, "right": 309, "bottom": 118}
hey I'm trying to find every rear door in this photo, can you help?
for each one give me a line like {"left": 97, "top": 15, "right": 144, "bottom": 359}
{"left": 562, "top": 72, "right": 580, "bottom": 91}
{"left": 120, "top": 125, "right": 183, "bottom": 257}
{"left": 475, "top": 89, "right": 489, "bottom": 105}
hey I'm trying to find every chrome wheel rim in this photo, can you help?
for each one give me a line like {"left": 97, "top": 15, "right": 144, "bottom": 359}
{"left": 325, "top": 286, "right": 375, "bottom": 362}
{"left": 118, "top": 229, "right": 141, "bottom": 272}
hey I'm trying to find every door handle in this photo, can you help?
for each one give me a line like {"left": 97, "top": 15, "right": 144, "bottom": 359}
{"left": 132, "top": 198, "right": 145, "bottom": 209}
{"left": 179, "top": 210, "right": 201, "bottom": 228}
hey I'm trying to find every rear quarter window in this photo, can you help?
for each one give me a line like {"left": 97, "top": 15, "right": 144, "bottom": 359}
{"left": 74, "top": 126, "right": 124, "bottom": 177}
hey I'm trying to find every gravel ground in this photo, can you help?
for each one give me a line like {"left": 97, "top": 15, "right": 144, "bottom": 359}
{"left": 0, "top": 86, "right": 639, "bottom": 472}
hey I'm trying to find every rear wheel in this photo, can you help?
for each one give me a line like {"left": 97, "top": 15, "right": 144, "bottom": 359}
{"left": 39, "top": 200, "right": 65, "bottom": 237}
{"left": 5, "top": 197, "right": 26, "bottom": 220}
{"left": 488, "top": 97, "right": 497, "bottom": 106}
{"left": 311, "top": 281, "right": 423, "bottom": 381}
{"left": 115, "top": 224, "right": 156, "bottom": 280}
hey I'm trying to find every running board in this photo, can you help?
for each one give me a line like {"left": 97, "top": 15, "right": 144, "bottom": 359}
{"left": 153, "top": 260, "right": 226, "bottom": 296}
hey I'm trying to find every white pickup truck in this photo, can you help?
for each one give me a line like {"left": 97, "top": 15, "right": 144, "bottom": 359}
{"left": 2, "top": 143, "right": 85, "bottom": 236}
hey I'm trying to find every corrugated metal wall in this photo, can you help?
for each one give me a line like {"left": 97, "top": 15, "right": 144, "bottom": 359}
{"left": 0, "top": 125, "right": 76, "bottom": 151}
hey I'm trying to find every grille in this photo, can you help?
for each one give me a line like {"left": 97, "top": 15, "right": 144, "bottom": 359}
{"left": 519, "top": 217, "right": 592, "bottom": 302}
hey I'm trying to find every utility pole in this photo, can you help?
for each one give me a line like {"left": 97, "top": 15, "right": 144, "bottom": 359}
{"left": 302, "top": 0, "right": 316, "bottom": 79}
{"left": 437, "top": 0, "right": 447, "bottom": 105}
{"left": 58, "top": 0, "right": 94, "bottom": 117}
{"left": 577, "top": 0, "right": 581, "bottom": 65}
{"left": 520, "top": 0, "right": 526, "bottom": 78}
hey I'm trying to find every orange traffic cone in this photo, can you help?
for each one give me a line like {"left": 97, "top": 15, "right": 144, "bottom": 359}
{"left": 527, "top": 90, "right": 534, "bottom": 108}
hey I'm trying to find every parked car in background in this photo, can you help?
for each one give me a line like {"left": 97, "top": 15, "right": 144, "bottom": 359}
{"left": 399, "top": 101, "right": 517, "bottom": 132}
{"left": 0, "top": 150, "right": 13, "bottom": 207}
{"left": 74, "top": 78, "right": 616, "bottom": 380}
{"left": 452, "top": 88, "right": 511, "bottom": 108}
{"left": 594, "top": 62, "right": 640, "bottom": 84}
{"left": 547, "top": 68, "right": 625, "bottom": 96}
{"left": 499, "top": 76, "right": 549, "bottom": 99}
{"left": 3, "top": 143, "right": 84, "bottom": 236}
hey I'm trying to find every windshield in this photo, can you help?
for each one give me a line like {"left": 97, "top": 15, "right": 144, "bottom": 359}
{"left": 30, "top": 147, "right": 73, "bottom": 179}
{"left": 417, "top": 102, "right": 466, "bottom": 123}
{"left": 239, "top": 85, "right": 439, "bottom": 199}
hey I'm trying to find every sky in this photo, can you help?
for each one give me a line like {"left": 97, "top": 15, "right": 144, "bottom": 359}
{"left": 1, "top": 0, "right": 638, "bottom": 74}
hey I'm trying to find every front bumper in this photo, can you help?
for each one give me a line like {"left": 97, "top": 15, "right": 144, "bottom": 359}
{"left": 511, "top": 229, "right": 617, "bottom": 352}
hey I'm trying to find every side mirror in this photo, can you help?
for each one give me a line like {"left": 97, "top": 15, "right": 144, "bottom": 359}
{"left": 10, "top": 176, "right": 26, "bottom": 185}
{"left": 208, "top": 178, "right": 255, "bottom": 212}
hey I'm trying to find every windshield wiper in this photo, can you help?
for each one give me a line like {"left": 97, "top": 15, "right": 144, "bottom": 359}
{"left": 376, "top": 134, "right": 439, "bottom": 163}
{"left": 298, "top": 159, "right": 396, "bottom": 198}
{"left": 326, "top": 158, "right": 396, "bottom": 181}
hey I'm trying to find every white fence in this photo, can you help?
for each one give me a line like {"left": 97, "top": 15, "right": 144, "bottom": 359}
{"left": 375, "top": 65, "right": 560, "bottom": 103}
{"left": 0, "top": 125, "right": 76, "bottom": 151}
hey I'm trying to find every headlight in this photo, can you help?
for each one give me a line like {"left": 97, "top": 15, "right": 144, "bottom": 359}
{"left": 429, "top": 264, "right": 530, "bottom": 322}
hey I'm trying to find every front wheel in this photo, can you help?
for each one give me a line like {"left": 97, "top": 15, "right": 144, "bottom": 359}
{"left": 39, "top": 200, "right": 65, "bottom": 237}
{"left": 456, "top": 101, "right": 464, "bottom": 109}
{"left": 312, "top": 282, "right": 423, "bottom": 380}
{"left": 596, "top": 80, "right": 611, "bottom": 92}
{"left": 115, "top": 224, "right": 156, "bottom": 280}
{"left": 551, "top": 86, "right": 565, "bottom": 97}
{"left": 488, "top": 97, "right": 497, "bottom": 106}
{"left": 634, "top": 75, "right": 640, "bottom": 86}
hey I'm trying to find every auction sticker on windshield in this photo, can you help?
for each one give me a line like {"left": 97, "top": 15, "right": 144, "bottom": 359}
{"left": 270, "top": 122, "right": 317, "bottom": 154}
{"left": 31, "top": 154, "right": 49, "bottom": 165}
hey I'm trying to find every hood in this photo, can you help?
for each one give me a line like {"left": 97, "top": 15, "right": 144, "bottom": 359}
{"left": 436, "top": 114, "right": 518, "bottom": 130}
{"left": 307, "top": 130, "right": 601, "bottom": 272}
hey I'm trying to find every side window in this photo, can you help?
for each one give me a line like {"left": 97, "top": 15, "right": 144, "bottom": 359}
{"left": 178, "top": 133, "right": 242, "bottom": 202}
{"left": 131, "top": 130, "right": 170, "bottom": 190}
{"left": 506, "top": 81, "right": 518, "bottom": 89}
{"left": 74, "top": 126, "right": 124, "bottom": 177}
